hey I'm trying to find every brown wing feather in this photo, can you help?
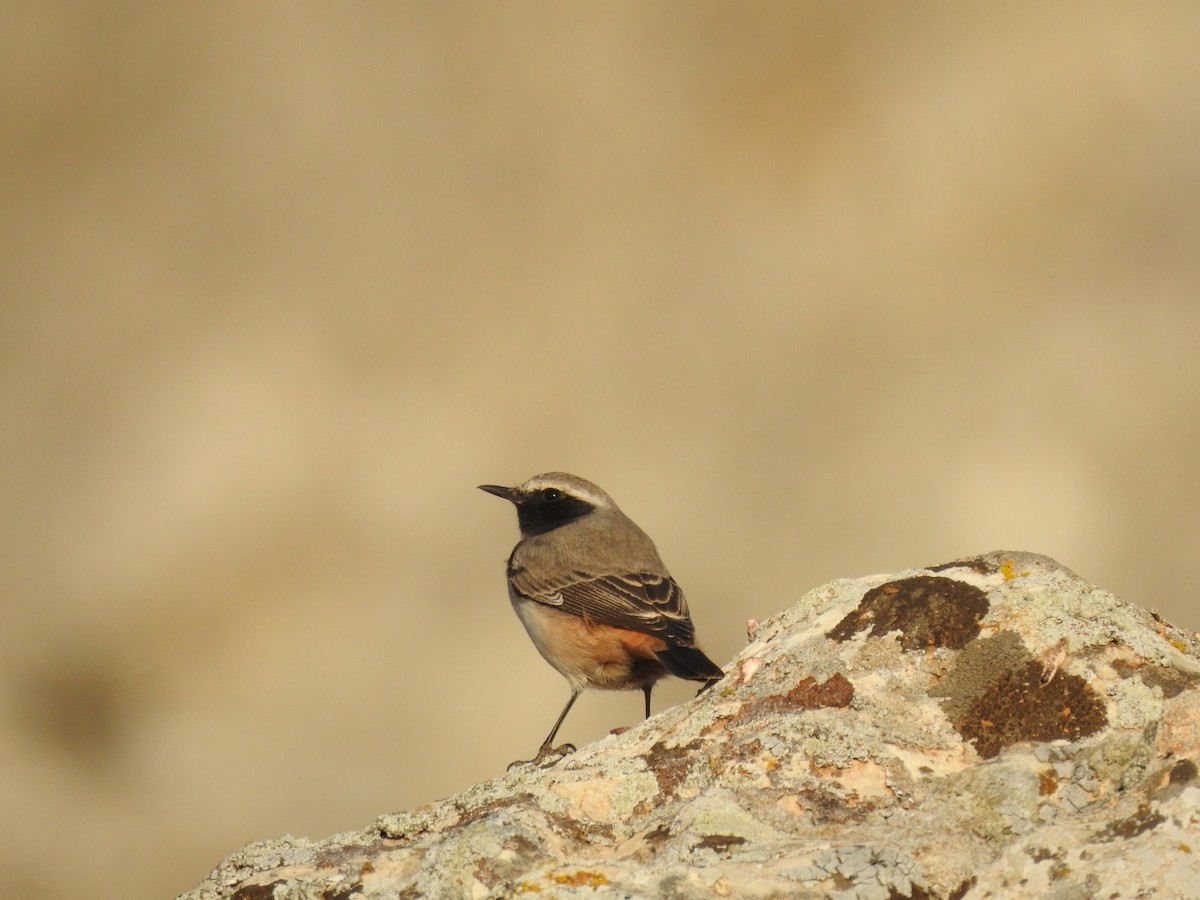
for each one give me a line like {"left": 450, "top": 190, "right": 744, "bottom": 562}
{"left": 510, "top": 566, "right": 696, "bottom": 646}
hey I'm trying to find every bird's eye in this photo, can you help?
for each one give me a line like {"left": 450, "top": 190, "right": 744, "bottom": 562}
{"left": 541, "top": 488, "right": 563, "bottom": 502}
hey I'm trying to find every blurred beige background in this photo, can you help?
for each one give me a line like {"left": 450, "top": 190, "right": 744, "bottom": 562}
{"left": 3, "top": 3, "right": 1199, "bottom": 898}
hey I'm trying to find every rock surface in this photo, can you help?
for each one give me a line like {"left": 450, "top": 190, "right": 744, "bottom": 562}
{"left": 180, "top": 551, "right": 1200, "bottom": 899}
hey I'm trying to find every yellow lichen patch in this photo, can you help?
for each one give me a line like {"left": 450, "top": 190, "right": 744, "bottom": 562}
{"left": 552, "top": 870, "right": 610, "bottom": 888}
{"left": 1000, "top": 560, "right": 1031, "bottom": 580}
{"left": 517, "top": 883, "right": 543, "bottom": 893}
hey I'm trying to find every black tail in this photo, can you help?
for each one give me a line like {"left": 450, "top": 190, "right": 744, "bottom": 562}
{"left": 656, "top": 643, "right": 724, "bottom": 684}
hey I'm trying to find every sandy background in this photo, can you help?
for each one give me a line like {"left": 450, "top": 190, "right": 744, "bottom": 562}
{"left": 3, "top": 4, "right": 1199, "bottom": 898}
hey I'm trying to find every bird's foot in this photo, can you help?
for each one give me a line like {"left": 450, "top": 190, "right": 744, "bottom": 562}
{"left": 507, "top": 742, "right": 576, "bottom": 771}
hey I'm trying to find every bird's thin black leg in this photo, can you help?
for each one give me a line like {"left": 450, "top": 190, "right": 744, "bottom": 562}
{"left": 509, "top": 689, "right": 582, "bottom": 770}
{"left": 540, "top": 688, "right": 581, "bottom": 754}
{"left": 642, "top": 684, "right": 653, "bottom": 720}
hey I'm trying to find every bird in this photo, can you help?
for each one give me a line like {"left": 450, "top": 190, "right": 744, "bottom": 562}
{"left": 478, "top": 472, "right": 724, "bottom": 766}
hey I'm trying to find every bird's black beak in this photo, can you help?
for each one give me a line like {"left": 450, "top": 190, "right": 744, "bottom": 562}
{"left": 478, "top": 484, "right": 521, "bottom": 503}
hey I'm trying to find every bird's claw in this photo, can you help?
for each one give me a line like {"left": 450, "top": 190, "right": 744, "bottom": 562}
{"left": 507, "top": 742, "right": 576, "bottom": 771}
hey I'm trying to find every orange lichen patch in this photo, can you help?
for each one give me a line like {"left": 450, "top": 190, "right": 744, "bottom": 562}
{"left": 776, "top": 795, "right": 806, "bottom": 816}
{"left": 552, "top": 870, "right": 611, "bottom": 888}
{"left": 955, "top": 660, "right": 1108, "bottom": 759}
{"left": 827, "top": 576, "right": 989, "bottom": 650}
{"left": 550, "top": 778, "right": 623, "bottom": 821}
{"left": 1157, "top": 695, "right": 1200, "bottom": 758}
{"left": 1038, "top": 769, "right": 1059, "bottom": 795}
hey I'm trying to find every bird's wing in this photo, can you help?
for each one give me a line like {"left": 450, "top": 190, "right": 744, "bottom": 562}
{"left": 510, "top": 566, "right": 696, "bottom": 646}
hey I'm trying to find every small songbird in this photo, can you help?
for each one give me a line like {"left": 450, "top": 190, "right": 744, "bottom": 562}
{"left": 479, "top": 472, "right": 724, "bottom": 765}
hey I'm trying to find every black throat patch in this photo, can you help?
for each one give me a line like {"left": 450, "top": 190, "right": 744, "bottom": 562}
{"left": 516, "top": 494, "right": 595, "bottom": 536}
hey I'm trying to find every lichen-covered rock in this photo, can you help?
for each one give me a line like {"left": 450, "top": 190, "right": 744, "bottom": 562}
{"left": 179, "top": 551, "right": 1200, "bottom": 899}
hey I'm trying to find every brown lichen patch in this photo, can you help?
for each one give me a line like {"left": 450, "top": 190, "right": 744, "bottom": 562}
{"left": 448, "top": 793, "right": 542, "bottom": 834}
{"left": 928, "top": 557, "right": 998, "bottom": 575}
{"left": 955, "top": 661, "right": 1108, "bottom": 759}
{"left": 232, "top": 884, "right": 287, "bottom": 900}
{"left": 827, "top": 576, "right": 988, "bottom": 650}
{"left": 643, "top": 739, "right": 702, "bottom": 796}
{"left": 1111, "top": 657, "right": 1200, "bottom": 699}
{"left": 693, "top": 834, "right": 747, "bottom": 854}
{"left": 543, "top": 811, "right": 615, "bottom": 847}
{"left": 790, "top": 783, "right": 863, "bottom": 825}
{"left": 1169, "top": 758, "right": 1198, "bottom": 786}
{"left": 739, "top": 674, "right": 855, "bottom": 721}
{"left": 1152, "top": 758, "right": 1199, "bottom": 802}
{"left": 931, "top": 630, "right": 1034, "bottom": 724}
{"left": 1027, "top": 846, "right": 1057, "bottom": 863}
{"left": 1094, "top": 802, "right": 1166, "bottom": 841}
{"left": 786, "top": 673, "right": 855, "bottom": 709}
{"left": 314, "top": 838, "right": 382, "bottom": 869}
{"left": 639, "top": 823, "right": 672, "bottom": 854}
{"left": 470, "top": 836, "right": 549, "bottom": 893}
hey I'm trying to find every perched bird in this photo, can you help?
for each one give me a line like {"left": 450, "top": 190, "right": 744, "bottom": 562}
{"left": 478, "top": 472, "right": 724, "bottom": 765}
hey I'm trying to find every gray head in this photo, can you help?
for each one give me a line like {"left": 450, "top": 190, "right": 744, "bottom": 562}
{"left": 478, "top": 472, "right": 619, "bottom": 537}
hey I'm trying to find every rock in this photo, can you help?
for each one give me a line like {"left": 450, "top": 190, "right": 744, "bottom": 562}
{"left": 179, "top": 551, "right": 1200, "bottom": 899}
